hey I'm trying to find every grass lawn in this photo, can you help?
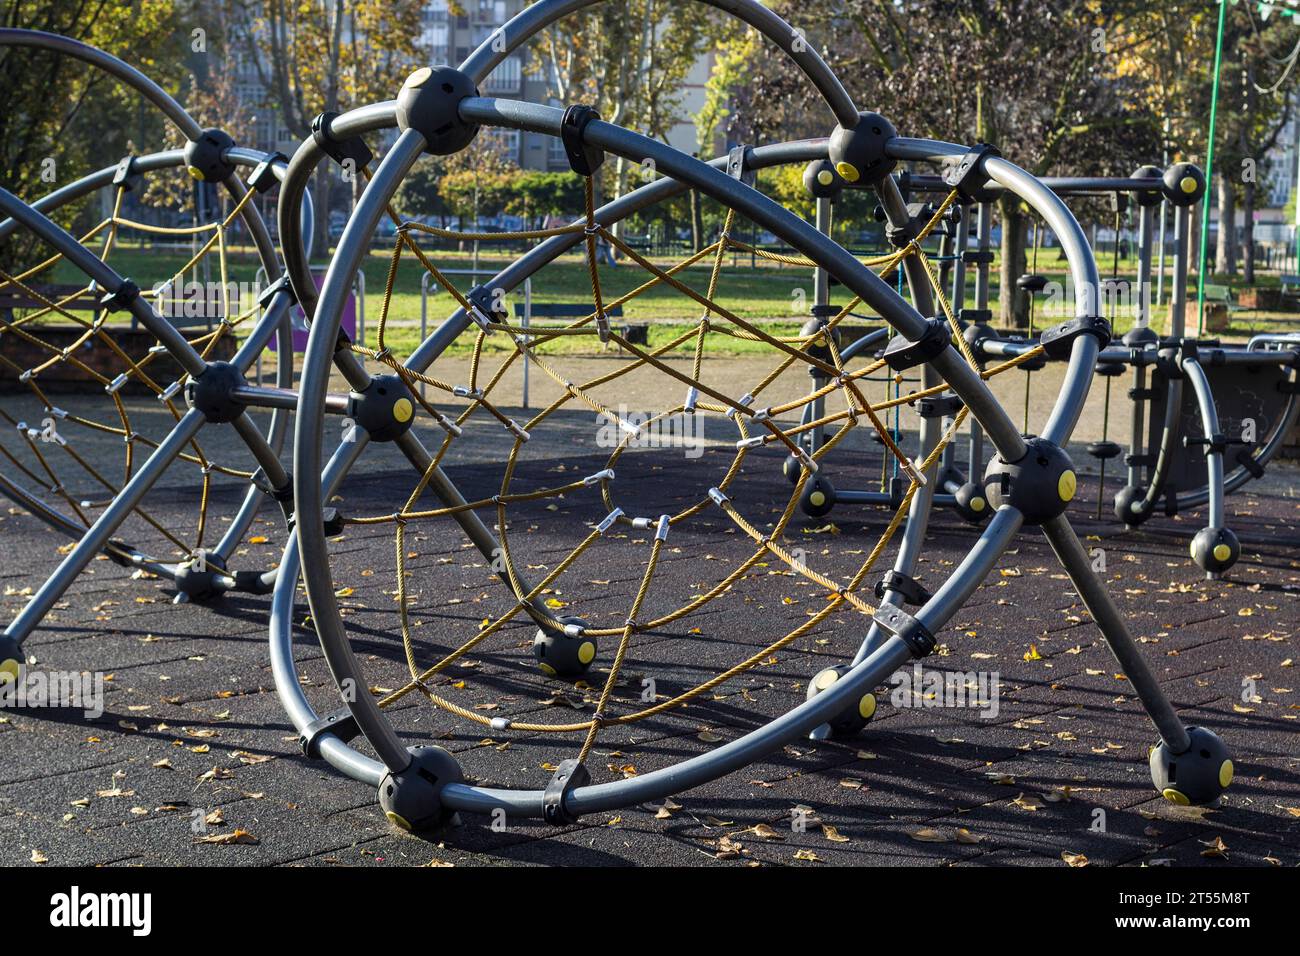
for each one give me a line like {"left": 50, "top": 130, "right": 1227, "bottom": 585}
{"left": 37, "top": 240, "right": 1300, "bottom": 357}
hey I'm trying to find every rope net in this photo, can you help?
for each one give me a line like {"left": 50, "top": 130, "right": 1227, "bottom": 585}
{"left": 327, "top": 168, "right": 1046, "bottom": 775}
{"left": 0, "top": 174, "right": 268, "bottom": 564}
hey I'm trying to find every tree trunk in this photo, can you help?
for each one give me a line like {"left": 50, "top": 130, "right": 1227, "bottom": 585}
{"left": 1243, "top": 179, "right": 1256, "bottom": 284}
{"left": 313, "top": 166, "right": 333, "bottom": 260}
{"left": 998, "top": 196, "right": 1029, "bottom": 330}
{"left": 690, "top": 189, "right": 704, "bottom": 254}
{"left": 1215, "top": 173, "right": 1236, "bottom": 277}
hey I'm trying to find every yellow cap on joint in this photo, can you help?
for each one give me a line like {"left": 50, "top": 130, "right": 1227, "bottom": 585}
{"left": 187, "top": 166, "right": 205, "bottom": 180}
{"left": 1058, "top": 470, "right": 1077, "bottom": 502}
{"left": 814, "top": 669, "right": 839, "bottom": 692}
{"left": 1180, "top": 175, "right": 1198, "bottom": 194}
{"left": 970, "top": 496, "right": 986, "bottom": 512}
{"left": 0, "top": 659, "right": 19, "bottom": 685}
{"left": 810, "top": 491, "right": 826, "bottom": 507}
{"left": 1161, "top": 787, "right": 1190, "bottom": 806}
{"left": 393, "top": 398, "right": 413, "bottom": 423}
{"left": 836, "top": 162, "right": 860, "bottom": 183}
{"left": 1219, "top": 760, "right": 1234, "bottom": 788}
{"left": 1212, "top": 543, "right": 1231, "bottom": 562}
{"left": 385, "top": 810, "right": 413, "bottom": 831}
{"left": 538, "top": 661, "right": 557, "bottom": 677}
{"left": 858, "top": 693, "right": 877, "bottom": 720}
{"left": 817, "top": 170, "right": 834, "bottom": 186}
{"left": 406, "top": 66, "right": 433, "bottom": 88}
{"left": 577, "top": 641, "right": 596, "bottom": 665}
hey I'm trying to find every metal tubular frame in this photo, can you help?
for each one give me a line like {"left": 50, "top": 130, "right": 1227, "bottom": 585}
{"left": 0, "top": 31, "right": 305, "bottom": 662}
{"left": 278, "top": 0, "right": 1211, "bottom": 826}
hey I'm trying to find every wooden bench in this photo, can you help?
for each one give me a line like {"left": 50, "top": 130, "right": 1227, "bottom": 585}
{"left": 513, "top": 302, "right": 647, "bottom": 348}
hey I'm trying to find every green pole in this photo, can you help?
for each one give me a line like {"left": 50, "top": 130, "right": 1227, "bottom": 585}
{"left": 1196, "top": 0, "right": 1229, "bottom": 335}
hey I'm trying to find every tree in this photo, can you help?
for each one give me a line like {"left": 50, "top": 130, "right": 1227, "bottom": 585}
{"left": 0, "top": 0, "right": 187, "bottom": 271}
{"left": 221, "top": 0, "right": 428, "bottom": 253}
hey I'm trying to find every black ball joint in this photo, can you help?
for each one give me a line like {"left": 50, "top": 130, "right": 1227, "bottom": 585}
{"left": 348, "top": 374, "right": 416, "bottom": 443}
{"left": 186, "top": 361, "right": 246, "bottom": 424}
{"left": 1149, "top": 726, "right": 1232, "bottom": 806}
{"left": 1190, "top": 526, "right": 1240, "bottom": 576}
{"left": 184, "top": 128, "right": 237, "bottom": 183}
{"left": 396, "top": 66, "right": 481, "bottom": 156}
{"left": 378, "top": 745, "right": 464, "bottom": 831}
{"left": 805, "top": 664, "right": 877, "bottom": 737}
{"left": 983, "top": 436, "right": 1077, "bottom": 525}
{"left": 1163, "top": 162, "right": 1206, "bottom": 207}
{"left": 827, "top": 112, "right": 898, "bottom": 186}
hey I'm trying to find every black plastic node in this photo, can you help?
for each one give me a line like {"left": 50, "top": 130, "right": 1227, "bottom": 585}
{"left": 378, "top": 745, "right": 464, "bottom": 832}
{"left": 185, "top": 361, "right": 246, "bottom": 424}
{"left": 827, "top": 111, "right": 898, "bottom": 186}
{"left": 1163, "top": 162, "right": 1206, "bottom": 207}
{"left": 1149, "top": 726, "right": 1232, "bottom": 806}
{"left": 1131, "top": 164, "right": 1163, "bottom": 207}
{"left": 803, "top": 158, "right": 843, "bottom": 200}
{"left": 348, "top": 374, "right": 416, "bottom": 443}
{"left": 984, "top": 436, "right": 1077, "bottom": 525}
{"left": 395, "top": 66, "right": 481, "bottom": 156}
{"left": 184, "top": 128, "right": 237, "bottom": 183}
{"left": 533, "top": 616, "right": 596, "bottom": 678}
{"left": 806, "top": 664, "right": 877, "bottom": 737}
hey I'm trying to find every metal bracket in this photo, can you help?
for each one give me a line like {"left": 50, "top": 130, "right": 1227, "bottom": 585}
{"left": 917, "top": 392, "right": 964, "bottom": 419}
{"left": 872, "top": 604, "right": 937, "bottom": 658}
{"left": 312, "top": 111, "right": 374, "bottom": 169}
{"left": 882, "top": 318, "right": 951, "bottom": 371}
{"left": 1039, "top": 315, "right": 1111, "bottom": 359}
{"left": 542, "top": 758, "right": 590, "bottom": 826}
{"left": 247, "top": 152, "right": 288, "bottom": 194}
{"left": 561, "top": 105, "right": 605, "bottom": 177}
{"left": 299, "top": 707, "right": 362, "bottom": 760}
{"left": 874, "top": 570, "right": 932, "bottom": 607}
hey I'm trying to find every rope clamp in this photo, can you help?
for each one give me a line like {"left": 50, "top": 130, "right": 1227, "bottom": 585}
{"left": 582, "top": 469, "right": 615, "bottom": 487}
{"left": 47, "top": 407, "right": 67, "bottom": 420}
{"left": 683, "top": 387, "right": 699, "bottom": 415}
{"left": 18, "top": 369, "right": 33, "bottom": 384}
{"left": 105, "top": 373, "right": 129, "bottom": 394}
{"left": 736, "top": 435, "right": 765, "bottom": 449}
{"left": 707, "top": 487, "right": 729, "bottom": 507}
{"left": 595, "top": 311, "right": 611, "bottom": 343}
{"left": 654, "top": 514, "right": 671, "bottom": 541}
{"left": 489, "top": 717, "right": 513, "bottom": 732}
{"left": 596, "top": 508, "right": 624, "bottom": 534}
{"left": 157, "top": 381, "right": 182, "bottom": 402}
{"left": 505, "top": 419, "right": 530, "bottom": 442}
{"left": 726, "top": 393, "right": 754, "bottom": 419}
{"left": 452, "top": 385, "right": 483, "bottom": 399}
{"left": 630, "top": 516, "right": 654, "bottom": 531}
{"left": 793, "top": 446, "right": 819, "bottom": 474}
{"left": 901, "top": 457, "right": 927, "bottom": 487}
{"left": 563, "top": 622, "right": 585, "bottom": 638}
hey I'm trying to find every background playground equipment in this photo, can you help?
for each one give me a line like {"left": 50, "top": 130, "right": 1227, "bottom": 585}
{"left": 270, "top": 0, "right": 1232, "bottom": 833}
{"left": 0, "top": 30, "right": 315, "bottom": 678}
{"left": 792, "top": 159, "right": 1300, "bottom": 579}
